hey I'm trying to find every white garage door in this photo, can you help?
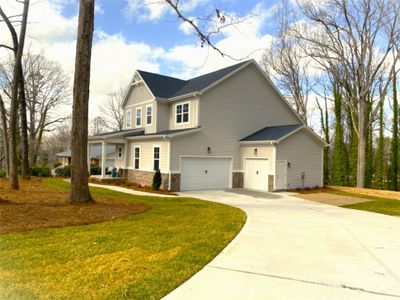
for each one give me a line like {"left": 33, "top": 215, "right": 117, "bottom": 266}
{"left": 244, "top": 158, "right": 269, "bottom": 191}
{"left": 181, "top": 157, "right": 231, "bottom": 191}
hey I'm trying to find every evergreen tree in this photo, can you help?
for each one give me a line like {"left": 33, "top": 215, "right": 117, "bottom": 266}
{"left": 375, "top": 100, "right": 385, "bottom": 189}
{"left": 390, "top": 75, "right": 398, "bottom": 191}
{"left": 332, "top": 88, "right": 347, "bottom": 185}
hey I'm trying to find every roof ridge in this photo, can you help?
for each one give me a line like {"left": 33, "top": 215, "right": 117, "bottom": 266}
{"left": 137, "top": 70, "right": 187, "bottom": 82}
{"left": 187, "top": 60, "right": 251, "bottom": 81}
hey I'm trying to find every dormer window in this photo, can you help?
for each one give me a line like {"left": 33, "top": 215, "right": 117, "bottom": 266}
{"left": 146, "top": 105, "right": 152, "bottom": 126}
{"left": 176, "top": 103, "right": 189, "bottom": 124}
{"left": 126, "top": 110, "right": 132, "bottom": 128}
{"left": 136, "top": 108, "right": 142, "bottom": 127}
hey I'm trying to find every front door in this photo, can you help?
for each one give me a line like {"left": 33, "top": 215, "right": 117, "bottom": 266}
{"left": 276, "top": 160, "right": 287, "bottom": 190}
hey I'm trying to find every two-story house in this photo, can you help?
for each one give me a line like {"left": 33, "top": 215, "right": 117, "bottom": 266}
{"left": 88, "top": 60, "right": 326, "bottom": 192}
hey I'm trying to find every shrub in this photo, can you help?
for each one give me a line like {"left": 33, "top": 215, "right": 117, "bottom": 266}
{"left": 152, "top": 169, "right": 162, "bottom": 191}
{"left": 90, "top": 164, "right": 101, "bottom": 175}
{"left": 0, "top": 169, "right": 6, "bottom": 178}
{"left": 54, "top": 165, "right": 71, "bottom": 177}
{"left": 29, "top": 165, "right": 51, "bottom": 177}
{"left": 53, "top": 161, "right": 62, "bottom": 168}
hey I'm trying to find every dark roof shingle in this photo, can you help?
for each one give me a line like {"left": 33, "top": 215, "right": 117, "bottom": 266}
{"left": 240, "top": 124, "right": 303, "bottom": 142}
{"left": 137, "top": 61, "right": 250, "bottom": 99}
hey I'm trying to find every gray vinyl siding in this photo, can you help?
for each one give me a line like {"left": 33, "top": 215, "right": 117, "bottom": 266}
{"left": 157, "top": 102, "right": 170, "bottom": 132}
{"left": 276, "top": 129, "right": 323, "bottom": 189}
{"left": 170, "top": 64, "right": 301, "bottom": 172}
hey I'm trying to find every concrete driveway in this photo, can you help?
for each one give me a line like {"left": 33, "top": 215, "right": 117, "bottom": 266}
{"left": 164, "top": 189, "right": 400, "bottom": 300}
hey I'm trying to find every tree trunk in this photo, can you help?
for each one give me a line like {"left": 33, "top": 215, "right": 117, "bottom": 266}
{"left": 0, "top": 96, "right": 9, "bottom": 176}
{"left": 69, "top": 0, "right": 94, "bottom": 203}
{"left": 18, "top": 65, "right": 30, "bottom": 179}
{"left": 356, "top": 98, "right": 367, "bottom": 188}
{"left": 375, "top": 100, "right": 385, "bottom": 189}
{"left": 390, "top": 75, "right": 398, "bottom": 191}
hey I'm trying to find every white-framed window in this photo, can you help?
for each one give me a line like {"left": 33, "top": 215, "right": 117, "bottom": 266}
{"left": 118, "top": 146, "right": 123, "bottom": 159}
{"left": 134, "top": 146, "right": 140, "bottom": 169}
{"left": 126, "top": 109, "right": 132, "bottom": 128}
{"left": 136, "top": 107, "right": 142, "bottom": 128}
{"left": 146, "top": 105, "right": 152, "bottom": 126}
{"left": 176, "top": 102, "right": 189, "bottom": 124}
{"left": 153, "top": 146, "right": 160, "bottom": 171}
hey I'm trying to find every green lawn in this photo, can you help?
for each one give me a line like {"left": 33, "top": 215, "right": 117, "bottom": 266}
{"left": 342, "top": 199, "right": 400, "bottom": 216}
{"left": 0, "top": 179, "right": 246, "bottom": 299}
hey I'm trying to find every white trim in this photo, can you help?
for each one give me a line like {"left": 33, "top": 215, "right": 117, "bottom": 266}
{"left": 135, "top": 107, "right": 142, "bottom": 128}
{"left": 124, "top": 141, "right": 128, "bottom": 169}
{"left": 133, "top": 145, "right": 141, "bottom": 170}
{"left": 239, "top": 140, "right": 278, "bottom": 145}
{"left": 175, "top": 102, "right": 190, "bottom": 125}
{"left": 153, "top": 144, "right": 161, "bottom": 171}
{"left": 146, "top": 104, "right": 153, "bottom": 126}
{"left": 126, "top": 127, "right": 202, "bottom": 140}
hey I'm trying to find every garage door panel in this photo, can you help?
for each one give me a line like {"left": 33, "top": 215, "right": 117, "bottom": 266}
{"left": 244, "top": 158, "right": 269, "bottom": 191}
{"left": 181, "top": 157, "right": 231, "bottom": 191}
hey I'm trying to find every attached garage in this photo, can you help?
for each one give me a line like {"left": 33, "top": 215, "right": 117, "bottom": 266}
{"left": 180, "top": 157, "right": 232, "bottom": 191}
{"left": 244, "top": 158, "right": 269, "bottom": 191}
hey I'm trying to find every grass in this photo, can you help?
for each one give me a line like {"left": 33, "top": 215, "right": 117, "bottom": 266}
{"left": 342, "top": 199, "right": 400, "bottom": 216}
{"left": 0, "top": 178, "right": 246, "bottom": 299}
{"left": 294, "top": 187, "right": 400, "bottom": 217}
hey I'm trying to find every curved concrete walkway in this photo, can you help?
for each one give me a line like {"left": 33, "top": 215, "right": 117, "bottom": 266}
{"left": 164, "top": 189, "right": 400, "bottom": 300}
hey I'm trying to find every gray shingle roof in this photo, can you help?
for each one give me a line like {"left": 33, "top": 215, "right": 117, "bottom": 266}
{"left": 240, "top": 124, "right": 303, "bottom": 141}
{"left": 137, "top": 61, "right": 249, "bottom": 99}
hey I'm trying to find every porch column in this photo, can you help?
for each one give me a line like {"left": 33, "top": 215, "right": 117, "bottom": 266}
{"left": 101, "top": 141, "right": 106, "bottom": 179}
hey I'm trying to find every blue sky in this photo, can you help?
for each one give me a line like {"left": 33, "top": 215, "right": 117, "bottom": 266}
{"left": 0, "top": 0, "right": 280, "bottom": 118}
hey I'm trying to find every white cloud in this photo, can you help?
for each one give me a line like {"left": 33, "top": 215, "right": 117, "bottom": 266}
{"left": 124, "top": 0, "right": 211, "bottom": 22}
{"left": 164, "top": 2, "right": 275, "bottom": 78}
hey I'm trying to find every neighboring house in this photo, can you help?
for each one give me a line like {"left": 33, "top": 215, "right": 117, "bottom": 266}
{"left": 88, "top": 60, "right": 327, "bottom": 192}
{"left": 56, "top": 146, "right": 116, "bottom": 167}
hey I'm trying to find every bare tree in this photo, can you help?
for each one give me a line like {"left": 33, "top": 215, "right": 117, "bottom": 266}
{"left": 0, "top": 95, "right": 9, "bottom": 175}
{"left": 70, "top": 0, "right": 94, "bottom": 203}
{"left": 291, "top": 0, "right": 400, "bottom": 187}
{"left": 99, "top": 88, "right": 124, "bottom": 131}
{"left": 0, "top": 0, "right": 30, "bottom": 188}
{"left": 23, "top": 52, "right": 70, "bottom": 164}
{"left": 89, "top": 116, "right": 108, "bottom": 135}
{"left": 262, "top": 0, "right": 311, "bottom": 123}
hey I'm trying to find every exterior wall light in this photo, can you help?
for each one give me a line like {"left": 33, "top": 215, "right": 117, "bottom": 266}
{"left": 254, "top": 148, "right": 258, "bottom": 155}
{"left": 287, "top": 162, "right": 291, "bottom": 168}
{"left": 207, "top": 147, "right": 211, "bottom": 154}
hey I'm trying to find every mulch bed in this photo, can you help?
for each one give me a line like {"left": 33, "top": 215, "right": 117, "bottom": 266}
{"left": 0, "top": 178, "right": 150, "bottom": 233}
{"left": 88, "top": 177, "right": 178, "bottom": 195}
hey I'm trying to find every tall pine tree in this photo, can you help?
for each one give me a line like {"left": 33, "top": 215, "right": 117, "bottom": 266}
{"left": 375, "top": 100, "right": 385, "bottom": 189}
{"left": 390, "top": 75, "right": 398, "bottom": 191}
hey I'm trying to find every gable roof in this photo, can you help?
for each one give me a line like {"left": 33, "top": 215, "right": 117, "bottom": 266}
{"left": 240, "top": 125, "right": 303, "bottom": 142}
{"left": 136, "top": 61, "right": 249, "bottom": 99}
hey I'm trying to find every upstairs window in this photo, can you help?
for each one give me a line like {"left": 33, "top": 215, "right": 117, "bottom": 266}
{"left": 176, "top": 103, "right": 189, "bottom": 124}
{"left": 126, "top": 110, "right": 132, "bottom": 128}
{"left": 134, "top": 147, "right": 140, "bottom": 169}
{"left": 136, "top": 108, "right": 142, "bottom": 127}
{"left": 146, "top": 105, "right": 152, "bottom": 125}
{"left": 153, "top": 147, "right": 160, "bottom": 170}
